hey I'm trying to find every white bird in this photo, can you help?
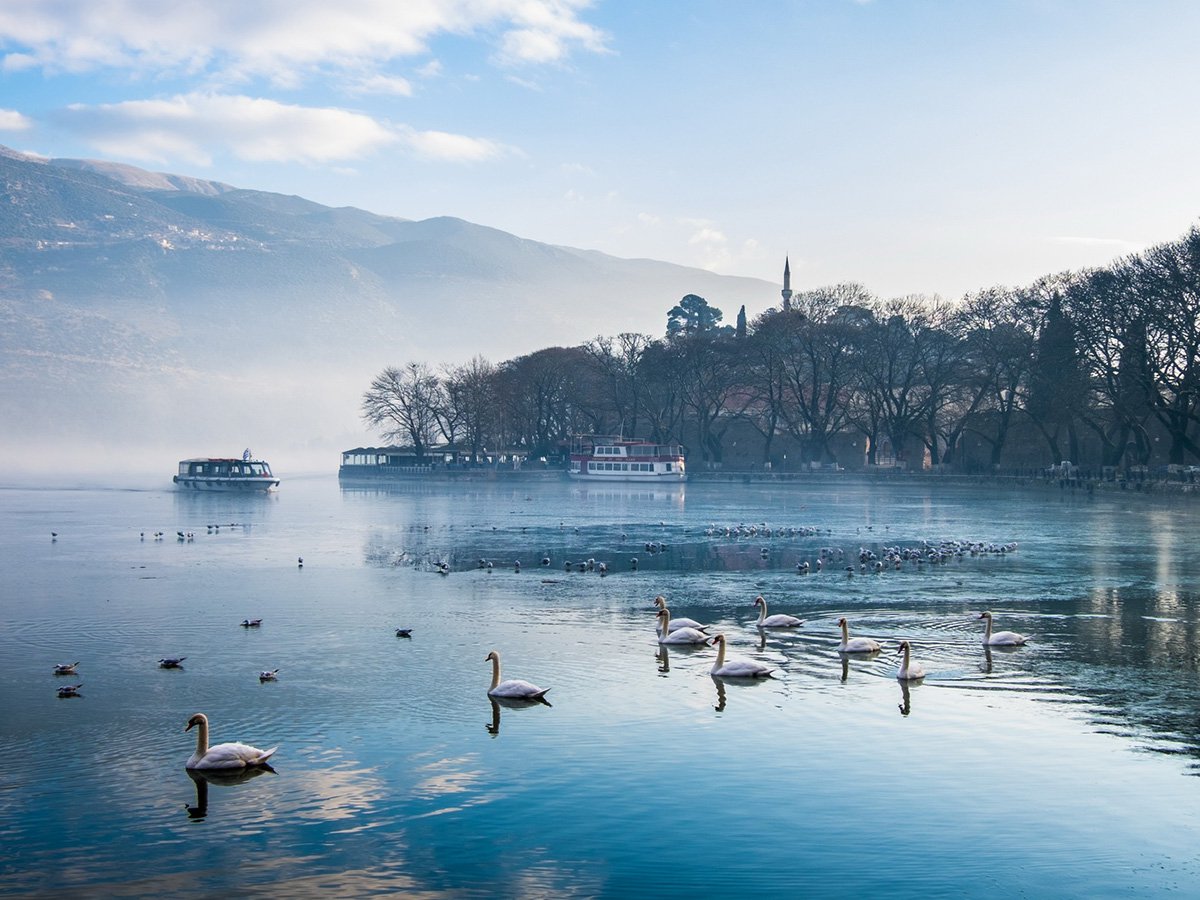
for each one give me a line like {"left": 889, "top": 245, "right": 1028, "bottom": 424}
{"left": 655, "top": 609, "right": 709, "bottom": 645}
{"left": 184, "top": 712, "right": 277, "bottom": 770}
{"left": 258, "top": 669, "right": 278, "bottom": 682}
{"left": 978, "top": 611, "right": 1029, "bottom": 646}
{"left": 896, "top": 640, "right": 926, "bottom": 681}
{"left": 240, "top": 618, "right": 262, "bottom": 627}
{"left": 837, "top": 617, "right": 882, "bottom": 653}
{"left": 485, "top": 650, "right": 550, "bottom": 702}
{"left": 752, "top": 595, "right": 803, "bottom": 628}
{"left": 652, "top": 595, "right": 709, "bottom": 632}
{"left": 53, "top": 661, "right": 81, "bottom": 675}
{"left": 709, "top": 633, "right": 775, "bottom": 679}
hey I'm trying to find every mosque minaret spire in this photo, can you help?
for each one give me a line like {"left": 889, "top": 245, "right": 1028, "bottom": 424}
{"left": 781, "top": 256, "right": 793, "bottom": 310}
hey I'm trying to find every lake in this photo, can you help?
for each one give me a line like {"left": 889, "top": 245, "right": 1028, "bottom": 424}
{"left": 2, "top": 473, "right": 1199, "bottom": 897}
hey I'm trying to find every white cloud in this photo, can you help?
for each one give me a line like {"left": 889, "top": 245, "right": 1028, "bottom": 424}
{"left": 349, "top": 74, "right": 413, "bottom": 97}
{"left": 0, "top": 1, "right": 609, "bottom": 84}
{"left": 57, "top": 93, "right": 397, "bottom": 165}
{"left": 397, "top": 126, "right": 510, "bottom": 163}
{"left": 0, "top": 107, "right": 33, "bottom": 130}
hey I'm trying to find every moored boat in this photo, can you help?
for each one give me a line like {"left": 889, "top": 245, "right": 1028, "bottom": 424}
{"left": 173, "top": 450, "right": 279, "bottom": 492}
{"left": 567, "top": 435, "right": 686, "bottom": 482}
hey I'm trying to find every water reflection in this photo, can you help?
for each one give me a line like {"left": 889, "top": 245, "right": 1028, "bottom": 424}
{"left": 485, "top": 695, "right": 551, "bottom": 737}
{"left": 185, "top": 765, "right": 274, "bottom": 820}
{"left": 839, "top": 650, "right": 881, "bottom": 683}
{"left": 712, "top": 676, "right": 727, "bottom": 712}
{"left": 898, "top": 680, "right": 914, "bottom": 717}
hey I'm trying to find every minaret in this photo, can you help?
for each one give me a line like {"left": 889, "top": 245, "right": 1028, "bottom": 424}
{"left": 781, "top": 256, "right": 793, "bottom": 311}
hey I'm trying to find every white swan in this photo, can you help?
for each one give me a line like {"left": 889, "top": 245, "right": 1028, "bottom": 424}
{"left": 978, "top": 611, "right": 1029, "bottom": 646}
{"left": 896, "top": 640, "right": 926, "bottom": 681}
{"left": 652, "top": 595, "right": 709, "bottom": 632}
{"left": 709, "top": 633, "right": 775, "bottom": 678}
{"left": 485, "top": 650, "right": 550, "bottom": 702}
{"left": 837, "top": 617, "right": 882, "bottom": 653}
{"left": 655, "top": 609, "right": 710, "bottom": 645}
{"left": 752, "top": 595, "right": 803, "bottom": 628}
{"left": 185, "top": 712, "right": 277, "bottom": 770}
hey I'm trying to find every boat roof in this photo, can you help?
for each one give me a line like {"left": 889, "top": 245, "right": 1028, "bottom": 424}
{"left": 178, "top": 457, "right": 269, "bottom": 463}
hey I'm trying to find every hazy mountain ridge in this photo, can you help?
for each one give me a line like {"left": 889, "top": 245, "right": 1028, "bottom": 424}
{"left": 0, "top": 145, "right": 776, "bottom": 473}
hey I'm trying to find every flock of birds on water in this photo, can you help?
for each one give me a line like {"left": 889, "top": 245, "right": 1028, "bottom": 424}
{"left": 50, "top": 592, "right": 1029, "bottom": 769}
{"left": 46, "top": 519, "right": 1031, "bottom": 771}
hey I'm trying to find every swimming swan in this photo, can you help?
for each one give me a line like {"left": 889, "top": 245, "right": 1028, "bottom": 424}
{"left": 978, "top": 611, "right": 1029, "bottom": 646}
{"left": 837, "top": 617, "right": 882, "bottom": 653}
{"left": 655, "top": 609, "right": 710, "bottom": 645}
{"left": 709, "top": 633, "right": 775, "bottom": 679}
{"left": 895, "top": 640, "right": 926, "bottom": 681}
{"left": 752, "top": 595, "right": 803, "bottom": 628}
{"left": 652, "top": 595, "right": 709, "bottom": 632}
{"left": 485, "top": 650, "right": 551, "bottom": 702}
{"left": 185, "top": 712, "right": 277, "bottom": 770}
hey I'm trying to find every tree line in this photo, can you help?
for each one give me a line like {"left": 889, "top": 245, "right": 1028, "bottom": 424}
{"left": 361, "top": 225, "right": 1200, "bottom": 471}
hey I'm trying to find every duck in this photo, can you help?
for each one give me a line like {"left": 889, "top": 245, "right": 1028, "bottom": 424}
{"left": 185, "top": 712, "right": 277, "bottom": 770}
{"left": 709, "top": 633, "right": 775, "bottom": 679}
{"left": 651, "top": 595, "right": 709, "bottom": 632}
{"left": 978, "top": 611, "right": 1029, "bottom": 646}
{"left": 485, "top": 650, "right": 551, "bottom": 703}
{"left": 258, "top": 669, "right": 279, "bottom": 682}
{"left": 895, "top": 640, "right": 926, "bottom": 681}
{"left": 836, "top": 617, "right": 882, "bottom": 653}
{"left": 53, "top": 661, "right": 81, "bottom": 675}
{"left": 57, "top": 683, "right": 82, "bottom": 698}
{"left": 240, "top": 618, "right": 262, "bottom": 628}
{"left": 655, "top": 609, "right": 710, "bottom": 645}
{"left": 395, "top": 628, "right": 413, "bottom": 638}
{"left": 158, "top": 657, "right": 186, "bottom": 669}
{"left": 752, "top": 595, "right": 803, "bottom": 628}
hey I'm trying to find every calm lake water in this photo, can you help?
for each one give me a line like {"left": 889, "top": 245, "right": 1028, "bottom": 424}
{"left": 2, "top": 474, "right": 1199, "bottom": 897}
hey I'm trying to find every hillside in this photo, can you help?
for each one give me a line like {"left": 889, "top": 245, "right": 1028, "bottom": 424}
{"left": 0, "top": 147, "right": 777, "bottom": 475}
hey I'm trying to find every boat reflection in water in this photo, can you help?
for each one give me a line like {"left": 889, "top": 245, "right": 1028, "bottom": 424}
{"left": 185, "top": 765, "right": 274, "bottom": 820}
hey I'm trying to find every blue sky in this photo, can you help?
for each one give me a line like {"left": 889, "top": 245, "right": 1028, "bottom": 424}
{"left": 3, "top": 0, "right": 1199, "bottom": 305}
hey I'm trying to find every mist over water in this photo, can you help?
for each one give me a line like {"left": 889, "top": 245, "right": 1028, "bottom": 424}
{"left": 2, "top": 475, "right": 1199, "bottom": 896}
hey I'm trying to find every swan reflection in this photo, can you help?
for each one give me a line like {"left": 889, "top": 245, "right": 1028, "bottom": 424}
{"left": 839, "top": 648, "right": 881, "bottom": 682}
{"left": 712, "top": 676, "right": 727, "bottom": 712}
{"left": 980, "top": 642, "right": 1023, "bottom": 675}
{"left": 898, "top": 680, "right": 913, "bottom": 717}
{"left": 185, "top": 765, "right": 273, "bottom": 820}
{"left": 485, "top": 695, "right": 549, "bottom": 736}
{"left": 656, "top": 645, "right": 670, "bottom": 674}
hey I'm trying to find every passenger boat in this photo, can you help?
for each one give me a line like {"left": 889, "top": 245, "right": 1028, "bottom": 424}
{"left": 567, "top": 435, "right": 686, "bottom": 482}
{"left": 173, "top": 451, "right": 279, "bottom": 492}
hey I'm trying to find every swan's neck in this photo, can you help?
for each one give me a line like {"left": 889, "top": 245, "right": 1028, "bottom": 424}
{"left": 901, "top": 643, "right": 911, "bottom": 673}
{"left": 983, "top": 616, "right": 993, "bottom": 640}
{"left": 193, "top": 719, "right": 209, "bottom": 756}
{"left": 840, "top": 620, "right": 850, "bottom": 643}
{"left": 489, "top": 655, "right": 502, "bottom": 691}
{"left": 713, "top": 636, "right": 726, "bottom": 668}
{"left": 657, "top": 611, "right": 669, "bottom": 636}
{"left": 756, "top": 600, "right": 767, "bottom": 624}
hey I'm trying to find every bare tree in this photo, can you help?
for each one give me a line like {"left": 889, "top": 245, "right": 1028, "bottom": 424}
{"left": 361, "top": 363, "right": 444, "bottom": 457}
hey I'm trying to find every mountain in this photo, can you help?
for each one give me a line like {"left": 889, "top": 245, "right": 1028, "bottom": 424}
{"left": 0, "top": 146, "right": 777, "bottom": 476}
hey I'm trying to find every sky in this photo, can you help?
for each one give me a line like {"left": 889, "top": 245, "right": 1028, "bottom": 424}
{"left": 3, "top": 0, "right": 1200, "bottom": 305}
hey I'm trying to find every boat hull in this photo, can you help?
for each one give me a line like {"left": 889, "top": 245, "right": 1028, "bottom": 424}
{"left": 567, "top": 471, "right": 686, "bottom": 482}
{"left": 173, "top": 476, "right": 279, "bottom": 492}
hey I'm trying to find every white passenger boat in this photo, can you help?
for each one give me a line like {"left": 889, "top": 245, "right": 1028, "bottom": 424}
{"left": 567, "top": 436, "right": 686, "bottom": 482}
{"left": 173, "top": 450, "right": 279, "bottom": 492}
